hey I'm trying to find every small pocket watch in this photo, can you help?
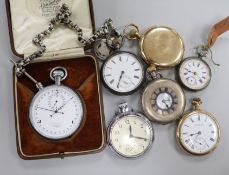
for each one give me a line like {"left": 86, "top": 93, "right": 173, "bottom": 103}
{"left": 28, "top": 67, "right": 84, "bottom": 140}
{"left": 125, "top": 24, "right": 186, "bottom": 123}
{"left": 178, "top": 46, "right": 214, "bottom": 91}
{"left": 176, "top": 98, "right": 220, "bottom": 156}
{"left": 108, "top": 102, "right": 154, "bottom": 158}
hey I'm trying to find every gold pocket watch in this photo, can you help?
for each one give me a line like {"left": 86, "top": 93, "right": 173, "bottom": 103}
{"left": 125, "top": 24, "right": 185, "bottom": 124}
{"left": 176, "top": 98, "right": 220, "bottom": 156}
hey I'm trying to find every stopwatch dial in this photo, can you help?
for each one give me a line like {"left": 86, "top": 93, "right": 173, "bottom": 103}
{"left": 109, "top": 114, "right": 153, "bottom": 158}
{"left": 29, "top": 85, "right": 84, "bottom": 140}
{"left": 179, "top": 57, "right": 211, "bottom": 90}
{"left": 102, "top": 52, "right": 144, "bottom": 94}
{"left": 177, "top": 111, "right": 220, "bottom": 155}
{"left": 142, "top": 79, "right": 185, "bottom": 123}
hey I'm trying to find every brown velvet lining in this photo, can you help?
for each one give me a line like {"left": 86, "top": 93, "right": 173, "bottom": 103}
{"left": 15, "top": 56, "right": 105, "bottom": 159}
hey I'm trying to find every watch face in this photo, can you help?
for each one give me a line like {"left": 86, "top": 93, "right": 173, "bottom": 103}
{"left": 108, "top": 114, "right": 153, "bottom": 158}
{"left": 177, "top": 111, "right": 220, "bottom": 155}
{"left": 29, "top": 85, "right": 84, "bottom": 140}
{"left": 102, "top": 52, "right": 144, "bottom": 95}
{"left": 179, "top": 57, "right": 211, "bottom": 91}
{"left": 142, "top": 78, "right": 185, "bottom": 123}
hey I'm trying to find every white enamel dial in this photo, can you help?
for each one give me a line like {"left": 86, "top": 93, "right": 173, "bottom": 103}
{"left": 178, "top": 111, "right": 220, "bottom": 155}
{"left": 102, "top": 52, "right": 144, "bottom": 94}
{"left": 29, "top": 85, "right": 84, "bottom": 140}
{"left": 109, "top": 114, "right": 153, "bottom": 158}
{"left": 179, "top": 58, "right": 211, "bottom": 90}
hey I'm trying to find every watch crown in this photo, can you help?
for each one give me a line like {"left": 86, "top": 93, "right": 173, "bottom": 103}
{"left": 117, "top": 102, "right": 130, "bottom": 114}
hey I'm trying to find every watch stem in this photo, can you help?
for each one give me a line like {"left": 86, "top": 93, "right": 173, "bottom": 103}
{"left": 192, "top": 98, "right": 202, "bottom": 110}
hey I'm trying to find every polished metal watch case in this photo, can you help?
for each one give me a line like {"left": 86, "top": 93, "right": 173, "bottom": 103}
{"left": 176, "top": 109, "right": 220, "bottom": 156}
{"left": 142, "top": 78, "right": 186, "bottom": 124}
{"left": 178, "top": 57, "right": 212, "bottom": 91}
{"left": 107, "top": 105, "right": 154, "bottom": 159}
{"left": 101, "top": 51, "right": 146, "bottom": 95}
{"left": 139, "top": 26, "right": 184, "bottom": 69}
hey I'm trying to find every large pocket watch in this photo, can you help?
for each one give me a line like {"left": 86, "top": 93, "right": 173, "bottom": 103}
{"left": 125, "top": 24, "right": 186, "bottom": 123}
{"left": 107, "top": 102, "right": 154, "bottom": 158}
{"left": 176, "top": 98, "right": 220, "bottom": 156}
{"left": 101, "top": 51, "right": 145, "bottom": 95}
{"left": 29, "top": 67, "right": 84, "bottom": 140}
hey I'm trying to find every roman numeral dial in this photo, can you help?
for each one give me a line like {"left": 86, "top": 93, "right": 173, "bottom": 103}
{"left": 102, "top": 52, "right": 144, "bottom": 94}
{"left": 177, "top": 111, "right": 220, "bottom": 155}
{"left": 179, "top": 57, "right": 211, "bottom": 91}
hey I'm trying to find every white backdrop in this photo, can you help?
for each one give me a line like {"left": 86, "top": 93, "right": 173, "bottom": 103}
{"left": 0, "top": 0, "right": 229, "bottom": 174}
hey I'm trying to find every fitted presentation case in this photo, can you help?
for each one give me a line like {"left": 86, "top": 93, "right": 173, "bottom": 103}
{"left": 6, "top": 0, "right": 106, "bottom": 160}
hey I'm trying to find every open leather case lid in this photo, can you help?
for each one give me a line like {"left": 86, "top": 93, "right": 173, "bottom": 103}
{"left": 6, "top": 0, "right": 106, "bottom": 159}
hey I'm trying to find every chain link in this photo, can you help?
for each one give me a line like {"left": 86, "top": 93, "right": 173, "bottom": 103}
{"left": 15, "top": 4, "right": 121, "bottom": 76}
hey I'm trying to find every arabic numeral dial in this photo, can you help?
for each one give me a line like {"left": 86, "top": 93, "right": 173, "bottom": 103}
{"left": 29, "top": 85, "right": 84, "bottom": 140}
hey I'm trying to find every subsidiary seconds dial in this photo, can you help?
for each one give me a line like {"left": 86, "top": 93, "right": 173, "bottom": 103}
{"left": 102, "top": 52, "right": 144, "bottom": 95}
{"left": 179, "top": 57, "right": 211, "bottom": 91}
{"left": 29, "top": 67, "right": 84, "bottom": 140}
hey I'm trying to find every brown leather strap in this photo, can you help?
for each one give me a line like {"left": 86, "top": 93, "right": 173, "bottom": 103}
{"left": 208, "top": 16, "right": 229, "bottom": 47}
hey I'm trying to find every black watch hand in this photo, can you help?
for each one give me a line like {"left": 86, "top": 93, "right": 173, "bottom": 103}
{"left": 56, "top": 97, "right": 74, "bottom": 112}
{"left": 37, "top": 107, "right": 63, "bottom": 114}
{"left": 131, "top": 135, "right": 148, "bottom": 141}
{"left": 190, "top": 131, "right": 201, "bottom": 136}
{"left": 117, "top": 71, "right": 125, "bottom": 88}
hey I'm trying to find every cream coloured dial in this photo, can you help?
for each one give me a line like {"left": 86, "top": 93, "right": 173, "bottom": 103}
{"left": 109, "top": 114, "right": 153, "bottom": 158}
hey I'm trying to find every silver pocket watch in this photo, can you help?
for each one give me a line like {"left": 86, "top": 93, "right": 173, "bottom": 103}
{"left": 178, "top": 45, "right": 216, "bottom": 91}
{"left": 108, "top": 102, "right": 154, "bottom": 158}
{"left": 94, "top": 31, "right": 145, "bottom": 95}
{"left": 28, "top": 67, "right": 84, "bottom": 140}
{"left": 101, "top": 51, "right": 145, "bottom": 95}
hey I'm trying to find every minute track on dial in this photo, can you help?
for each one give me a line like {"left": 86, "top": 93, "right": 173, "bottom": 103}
{"left": 102, "top": 52, "right": 144, "bottom": 95}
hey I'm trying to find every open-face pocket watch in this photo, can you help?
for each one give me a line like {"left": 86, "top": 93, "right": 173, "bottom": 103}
{"left": 92, "top": 20, "right": 146, "bottom": 95}
{"left": 108, "top": 102, "right": 154, "bottom": 158}
{"left": 28, "top": 67, "right": 84, "bottom": 140}
{"left": 125, "top": 24, "right": 186, "bottom": 124}
{"left": 101, "top": 51, "right": 145, "bottom": 95}
{"left": 176, "top": 98, "right": 220, "bottom": 156}
{"left": 178, "top": 17, "right": 229, "bottom": 91}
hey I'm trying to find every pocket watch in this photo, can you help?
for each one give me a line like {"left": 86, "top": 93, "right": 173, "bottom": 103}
{"left": 124, "top": 24, "right": 186, "bottom": 123}
{"left": 108, "top": 102, "right": 154, "bottom": 158}
{"left": 178, "top": 46, "right": 215, "bottom": 91}
{"left": 178, "top": 16, "right": 229, "bottom": 91}
{"left": 124, "top": 24, "right": 184, "bottom": 69}
{"left": 28, "top": 67, "right": 84, "bottom": 140}
{"left": 101, "top": 51, "right": 145, "bottom": 95}
{"left": 142, "top": 77, "right": 185, "bottom": 124}
{"left": 176, "top": 98, "right": 220, "bottom": 156}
